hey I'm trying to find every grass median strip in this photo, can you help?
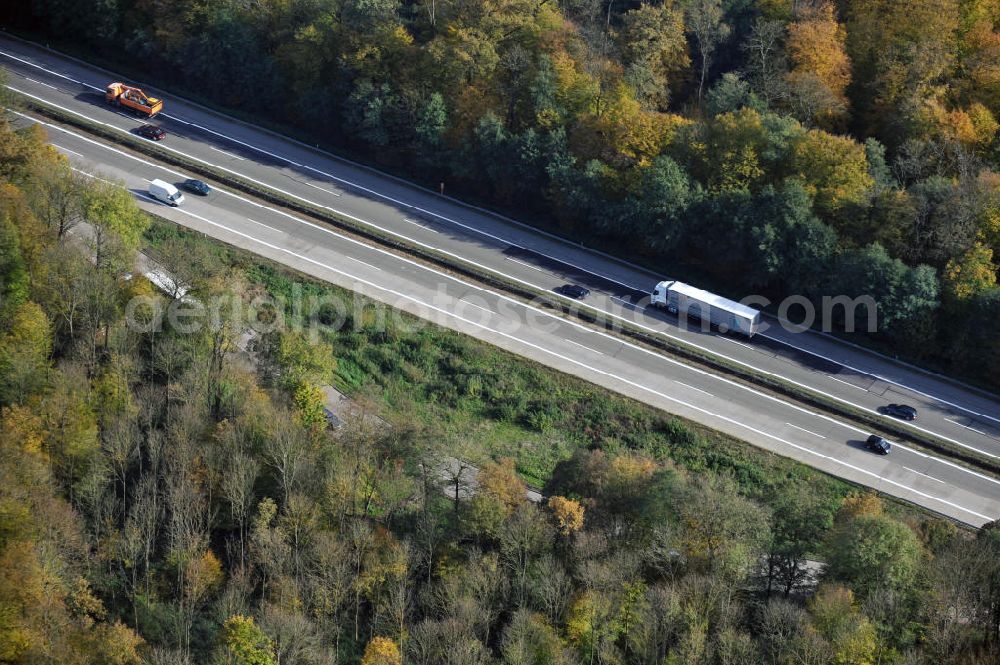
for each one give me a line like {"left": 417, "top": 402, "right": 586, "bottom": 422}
{"left": 17, "top": 92, "right": 1000, "bottom": 479}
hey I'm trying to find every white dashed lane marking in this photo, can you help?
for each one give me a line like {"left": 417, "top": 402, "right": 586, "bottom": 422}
{"left": 787, "top": 423, "right": 826, "bottom": 439}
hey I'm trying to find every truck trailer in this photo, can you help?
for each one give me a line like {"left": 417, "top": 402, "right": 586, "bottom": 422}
{"left": 651, "top": 280, "right": 761, "bottom": 338}
{"left": 106, "top": 82, "right": 162, "bottom": 117}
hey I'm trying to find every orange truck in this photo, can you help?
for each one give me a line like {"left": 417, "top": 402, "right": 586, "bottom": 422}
{"left": 105, "top": 82, "right": 162, "bottom": 117}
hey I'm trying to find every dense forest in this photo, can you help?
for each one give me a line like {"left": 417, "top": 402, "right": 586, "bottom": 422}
{"left": 3, "top": 105, "right": 1000, "bottom": 664}
{"left": 5, "top": 0, "right": 1000, "bottom": 387}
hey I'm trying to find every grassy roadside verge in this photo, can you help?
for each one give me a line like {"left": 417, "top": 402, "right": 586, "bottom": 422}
{"left": 19, "top": 93, "right": 1000, "bottom": 479}
{"left": 144, "top": 218, "right": 947, "bottom": 530}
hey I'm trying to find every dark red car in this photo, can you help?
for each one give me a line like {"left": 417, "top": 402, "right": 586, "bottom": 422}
{"left": 136, "top": 124, "right": 166, "bottom": 141}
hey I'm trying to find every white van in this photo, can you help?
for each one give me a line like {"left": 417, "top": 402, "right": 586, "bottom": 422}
{"left": 148, "top": 179, "right": 185, "bottom": 207}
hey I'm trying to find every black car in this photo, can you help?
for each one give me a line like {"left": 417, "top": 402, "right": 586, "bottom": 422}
{"left": 182, "top": 179, "right": 212, "bottom": 196}
{"left": 136, "top": 124, "right": 166, "bottom": 141}
{"left": 865, "top": 435, "right": 891, "bottom": 455}
{"left": 882, "top": 403, "right": 917, "bottom": 421}
{"left": 557, "top": 284, "right": 590, "bottom": 299}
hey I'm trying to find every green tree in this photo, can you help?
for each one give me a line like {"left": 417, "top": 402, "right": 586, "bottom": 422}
{"left": 414, "top": 92, "right": 448, "bottom": 166}
{"left": 746, "top": 182, "right": 836, "bottom": 291}
{"left": 530, "top": 54, "right": 566, "bottom": 128}
{"left": 501, "top": 609, "right": 568, "bottom": 665}
{"left": 906, "top": 176, "right": 980, "bottom": 266}
{"left": 345, "top": 80, "right": 397, "bottom": 148}
{"left": 892, "top": 263, "right": 941, "bottom": 330}
{"left": 0, "top": 211, "right": 28, "bottom": 315}
{"left": 564, "top": 590, "right": 619, "bottom": 665}
{"left": 947, "top": 286, "right": 1000, "bottom": 386}
{"left": 808, "top": 585, "right": 879, "bottom": 665}
{"left": 40, "top": 365, "right": 99, "bottom": 488}
{"left": 620, "top": 155, "right": 691, "bottom": 252}
{"left": 705, "top": 73, "right": 764, "bottom": 117}
{"left": 547, "top": 156, "right": 613, "bottom": 231}
{"left": 824, "top": 513, "right": 923, "bottom": 601}
{"left": 674, "top": 475, "right": 771, "bottom": 578}
{"left": 766, "top": 482, "right": 838, "bottom": 596}
{"left": 342, "top": 0, "right": 401, "bottom": 32}
{"left": 506, "top": 128, "right": 557, "bottom": 204}
{"left": 827, "top": 243, "right": 940, "bottom": 334}
{"left": 619, "top": 2, "right": 689, "bottom": 110}
{"left": 682, "top": 189, "right": 757, "bottom": 281}
{"left": 864, "top": 188, "right": 918, "bottom": 255}
{"left": 182, "top": 6, "right": 281, "bottom": 112}
{"left": 292, "top": 383, "right": 327, "bottom": 430}
{"left": 83, "top": 179, "right": 148, "bottom": 274}
{"left": 27, "top": 157, "right": 85, "bottom": 240}
{"left": 688, "top": 108, "right": 800, "bottom": 193}
{"left": 218, "top": 614, "right": 276, "bottom": 665}
{"left": 469, "top": 113, "right": 514, "bottom": 201}
{"left": 0, "top": 301, "right": 52, "bottom": 405}
{"left": 864, "top": 138, "right": 895, "bottom": 193}
{"left": 789, "top": 128, "right": 873, "bottom": 218}
{"left": 268, "top": 330, "right": 336, "bottom": 392}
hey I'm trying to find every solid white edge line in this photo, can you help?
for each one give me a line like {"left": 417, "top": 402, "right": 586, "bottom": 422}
{"left": 77, "top": 164, "right": 998, "bottom": 523}
{"left": 10, "top": 79, "right": 998, "bottom": 447}
{"left": 4, "top": 44, "right": 998, "bottom": 429}
{"left": 756, "top": 327, "right": 1000, "bottom": 428}
{"left": 0, "top": 49, "right": 102, "bottom": 89}
{"left": 133, "top": 185, "right": 1000, "bottom": 522}
{"left": 19, "top": 106, "right": 1000, "bottom": 500}
{"left": 19, "top": 106, "right": 1000, "bottom": 519}
{"left": 24, "top": 102, "right": 999, "bottom": 460}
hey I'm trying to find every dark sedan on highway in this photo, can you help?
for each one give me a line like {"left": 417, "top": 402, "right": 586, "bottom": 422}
{"left": 865, "top": 435, "right": 891, "bottom": 455}
{"left": 182, "top": 179, "right": 212, "bottom": 196}
{"left": 881, "top": 404, "right": 917, "bottom": 421}
{"left": 557, "top": 284, "right": 590, "bottom": 299}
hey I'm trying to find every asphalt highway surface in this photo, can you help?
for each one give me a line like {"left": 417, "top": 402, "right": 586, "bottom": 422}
{"left": 17, "top": 109, "right": 1000, "bottom": 526}
{"left": 3, "top": 33, "right": 999, "bottom": 524}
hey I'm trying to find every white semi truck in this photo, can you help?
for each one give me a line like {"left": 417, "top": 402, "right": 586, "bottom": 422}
{"left": 651, "top": 280, "right": 762, "bottom": 338}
